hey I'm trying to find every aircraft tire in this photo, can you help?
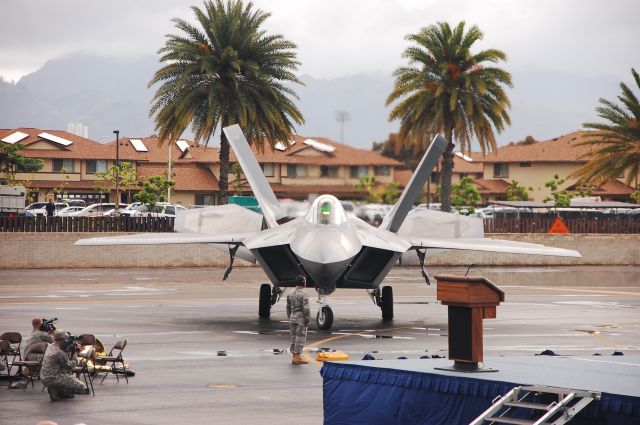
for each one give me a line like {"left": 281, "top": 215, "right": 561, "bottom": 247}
{"left": 259, "top": 283, "right": 271, "bottom": 318}
{"left": 317, "top": 306, "right": 334, "bottom": 330}
{"left": 381, "top": 285, "right": 394, "bottom": 321}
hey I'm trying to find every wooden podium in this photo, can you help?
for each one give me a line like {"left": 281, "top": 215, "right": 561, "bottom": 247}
{"left": 435, "top": 274, "right": 504, "bottom": 372}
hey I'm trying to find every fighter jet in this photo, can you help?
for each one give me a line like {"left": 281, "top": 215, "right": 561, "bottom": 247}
{"left": 76, "top": 125, "right": 580, "bottom": 330}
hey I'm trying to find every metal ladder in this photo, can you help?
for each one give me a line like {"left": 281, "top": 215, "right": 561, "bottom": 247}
{"left": 470, "top": 385, "right": 600, "bottom": 425}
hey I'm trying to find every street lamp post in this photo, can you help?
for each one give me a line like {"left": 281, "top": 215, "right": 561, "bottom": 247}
{"left": 113, "top": 130, "right": 120, "bottom": 208}
{"left": 167, "top": 140, "right": 172, "bottom": 203}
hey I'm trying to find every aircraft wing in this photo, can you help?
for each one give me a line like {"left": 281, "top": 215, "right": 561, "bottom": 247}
{"left": 406, "top": 236, "right": 581, "bottom": 257}
{"left": 75, "top": 231, "right": 255, "bottom": 246}
{"left": 75, "top": 204, "right": 263, "bottom": 248}
{"left": 396, "top": 209, "right": 581, "bottom": 258}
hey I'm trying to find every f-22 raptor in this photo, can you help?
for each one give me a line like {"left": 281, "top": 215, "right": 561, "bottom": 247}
{"left": 77, "top": 125, "right": 580, "bottom": 330}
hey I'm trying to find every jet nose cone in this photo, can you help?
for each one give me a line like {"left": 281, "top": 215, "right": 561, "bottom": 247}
{"left": 299, "top": 257, "right": 351, "bottom": 292}
{"left": 291, "top": 224, "right": 361, "bottom": 264}
{"left": 291, "top": 224, "right": 361, "bottom": 292}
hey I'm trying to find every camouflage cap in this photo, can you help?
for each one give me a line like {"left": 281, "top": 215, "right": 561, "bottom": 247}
{"left": 53, "top": 329, "right": 67, "bottom": 340}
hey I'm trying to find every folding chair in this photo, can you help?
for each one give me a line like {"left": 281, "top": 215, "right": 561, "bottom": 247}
{"left": 73, "top": 346, "right": 95, "bottom": 396}
{"left": 93, "top": 339, "right": 128, "bottom": 384}
{"left": 10, "top": 342, "right": 47, "bottom": 389}
{"left": 78, "top": 334, "right": 96, "bottom": 347}
{"left": 0, "top": 340, "right": 11, "bottom": 378}
{"left": 0, "top": 332, "right": 23, "bottom": 375}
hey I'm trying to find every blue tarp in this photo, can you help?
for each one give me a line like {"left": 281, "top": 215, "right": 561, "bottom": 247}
{"left": 321, "top": 362, "right": 640, "bottom": 425}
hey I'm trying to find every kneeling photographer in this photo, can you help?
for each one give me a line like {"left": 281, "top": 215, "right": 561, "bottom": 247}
{"left": 40, "top": 329, "right": 89, "bottom": 401}
{"left": 24, "top": 317, "right": 55, "bottom": 360}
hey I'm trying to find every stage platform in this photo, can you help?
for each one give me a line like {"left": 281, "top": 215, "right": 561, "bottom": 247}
{"left": 321, "top": 355, "right": 640, "bottom": 425}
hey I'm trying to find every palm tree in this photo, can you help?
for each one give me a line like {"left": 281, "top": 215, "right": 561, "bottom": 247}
{"left": 387, "top": 22, "right": 512, "bottom": 211}
{"left": 572, "top": 68, "right": 640, "bottom": 193}
{"left": 149, "top": 0, "right": 304, "bottom": 204}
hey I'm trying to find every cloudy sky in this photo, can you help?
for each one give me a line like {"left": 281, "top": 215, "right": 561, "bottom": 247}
{"left": 2, "top": 0, "right": 637, "bottom": 81}
{"left": 1, "top": 0, "right": 639, "bottom": 146}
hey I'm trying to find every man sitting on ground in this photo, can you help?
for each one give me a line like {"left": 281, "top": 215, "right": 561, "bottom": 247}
{"left": 40, "top": 329, "right": 88, "bottom": 401}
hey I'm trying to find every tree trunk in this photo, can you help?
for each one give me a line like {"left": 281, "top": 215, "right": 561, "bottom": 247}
{"left": 219, "top": 131, "right": 230, "bottom": 205}
{"left": 440, "top": 133, "right": 455, "bottom": 212}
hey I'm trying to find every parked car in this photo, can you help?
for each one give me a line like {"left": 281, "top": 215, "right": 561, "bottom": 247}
{"left": 356, "top": 203, "right": 392, "bottom": 226}
{"left": 58, "top": 199, "right": 86, "bottom": 208}
{"left": 415, "top": 203, "right": 441, "bottom": 211}
{"left": 340, "top": 200, "right": 358, "bottom": 219}
{"left": 102, "top": 205, "right": 132, "bottom": 216}
{"left": 56, "top": 206, "right": 86, "bottom": 217}
{"left": 70, "top": 203, "right": 118, "bottom": 217}
{"left": 25, "top": 202, "right": 66, "bottom": 217}
{"left": 133, "top": 203, "right": 187, "bottom": 217}
{"left": 117, "top": 202, "right": 142, "bottom": 217}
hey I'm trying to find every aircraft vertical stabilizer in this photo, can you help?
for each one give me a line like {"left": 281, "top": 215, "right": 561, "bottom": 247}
{"left": 223, "top": 125, "right": 283, "bottom": 228}
{"left": 382, "top": 134, "right": 450, "bottom": 233}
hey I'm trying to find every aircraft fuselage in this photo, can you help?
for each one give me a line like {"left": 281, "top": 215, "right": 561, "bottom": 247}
{"left": 249, "top": 195, "right": 402, "bottom": 294}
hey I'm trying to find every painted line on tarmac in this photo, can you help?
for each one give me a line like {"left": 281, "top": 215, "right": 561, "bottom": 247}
{"left": 0, "top": 297, "right": 258, "bottom": 305}
{"left": 526, "top": 287, "right": 640, "bottom": 296}
{"left": 569, "top": 358, "right": 640, "bottom": 367}
{"left": 0, "top": 295, "right": 434, "bottom": 306}
{"left": 301, "top": 325, "right": 413, "bottom": 365}
{"left": 302, "top": 334, "right": 354, "bottom": 365}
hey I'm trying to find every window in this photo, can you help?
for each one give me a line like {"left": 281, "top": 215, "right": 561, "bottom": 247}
{"left": 260, "top": 163, "right": 275, "bottom": 177}
{"left": 195, "top": 194, "right": 215, "bottom": 206}
{"left": 493, "top": 163, "right": 509, "bottom": 178}
{"left": 53, "top": 159, "right": 75, "bottom": 172}
{"left": 287, "top": 164, "right": 308, "bottom": 178}
{"left": 320, "top": 166, "right": 338, "bottom": 178}
{"left": 519, "top": 162, "right": 532, "bottom": 167}
{"left": 374, "top": 165, "right": 390, "bottom": 176}
{"left": 164, "top": 206, "right": 176, "bottom": 215}
{"left": 86, "top": 159, "right": 107, "bottom": 174}
{"left": 350, "top": 166, "right": 368, "bottom": 178}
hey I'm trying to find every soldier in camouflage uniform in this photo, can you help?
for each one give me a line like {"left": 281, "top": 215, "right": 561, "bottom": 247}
{"left": 287, "top": 275, "right": 311, "bottom": 365}
{"left": 40, "top": 329, "right": 88, "bottom": 401}
{"left": 24, "top": 317, "right": 54, "bottom": 360}
{"left": 13, "top": 317, "right": 55, "bottom": 384}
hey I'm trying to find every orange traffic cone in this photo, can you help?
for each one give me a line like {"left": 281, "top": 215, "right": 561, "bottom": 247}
{"left": 548, "top": 216, "right": 570, "bottom": 234}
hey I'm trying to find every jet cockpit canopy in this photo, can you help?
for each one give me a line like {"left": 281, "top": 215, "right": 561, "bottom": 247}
{"left": 306, "top": 195, "right": 347, "bottom": 225}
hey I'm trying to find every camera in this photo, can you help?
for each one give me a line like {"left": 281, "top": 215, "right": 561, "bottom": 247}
{"left": 61, "top": 333, "right": 81, "bottom": 353}
{"left": 40, "top": 317, "right": 58, "bottom": 333}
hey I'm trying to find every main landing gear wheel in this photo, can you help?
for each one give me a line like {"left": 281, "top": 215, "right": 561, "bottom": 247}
{"left": 381, "top": 285, "right": 394, "bottom": 321}
{"left": 317, "top": 306, "right": 334, "bottom": 331}
{"left": 259, "top": 283, "right": 271, "bottom": 318}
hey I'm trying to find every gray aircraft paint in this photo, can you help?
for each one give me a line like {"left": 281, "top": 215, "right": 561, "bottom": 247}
{"left": 382, "top": 134, "right": 449, "bottom": 233}
{"left": 222, "top": 124, "right": 284, "bottom": 228}
{"left": 76, "top": 126, "right": 581, "bottom": 297}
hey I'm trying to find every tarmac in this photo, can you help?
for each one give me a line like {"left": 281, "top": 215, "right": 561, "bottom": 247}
{"left": 1, "top": 266, "right": 639, "bottom": 425}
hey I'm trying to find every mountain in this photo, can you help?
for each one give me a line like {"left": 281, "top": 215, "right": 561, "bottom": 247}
{"left": 0, "top": 53, "right": 623, "bottom": 149}
{"left": 295, "top": 73, "right": 397, "bottom": 147}
{"left": 3, "top": 53, "right": 159, "bottom": 140}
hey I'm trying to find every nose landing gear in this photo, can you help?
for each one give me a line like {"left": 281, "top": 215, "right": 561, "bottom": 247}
{"left": 316, "top": 292, "right": 334, "bottom": 330}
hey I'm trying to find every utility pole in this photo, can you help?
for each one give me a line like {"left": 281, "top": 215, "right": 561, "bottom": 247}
{"left": 167, "top": 140, "right": 172, "bottom": 203}
{"left": 113, "top": 130, "right": 120, "bottom": 208}
{"left": 335, "top": 111, "right": 350, "bottom": 144}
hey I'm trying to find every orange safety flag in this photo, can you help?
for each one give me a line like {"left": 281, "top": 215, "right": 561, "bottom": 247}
{"left": 548, "top": 216, "right": 570, "bottom": 234}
